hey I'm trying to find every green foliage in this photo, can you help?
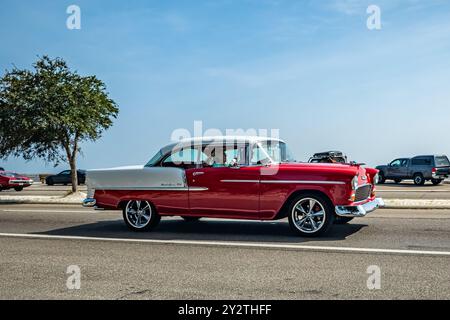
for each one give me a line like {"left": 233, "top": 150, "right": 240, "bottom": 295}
{"left": 0, "top": 56, "right": 119, "bottom": 165}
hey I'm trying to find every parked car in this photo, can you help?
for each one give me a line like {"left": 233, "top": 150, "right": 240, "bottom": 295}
{"left": 0, "top": 171, "right": 33, "bottom": 191}
{"left": 82, "top": 136, "right": 383, "bottom": 237}
{"left": 309, "top": 151, "right": 347, "bottom": 163}
{"left": 45, "top": 170, "right": 86, "bottom": 186}
{"left": 376, "top": 155, "right": 450, "bottom": 185}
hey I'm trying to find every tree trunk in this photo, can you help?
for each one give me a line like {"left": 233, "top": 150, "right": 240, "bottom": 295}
{"left": 69, "top": 156, "right": 78, "bottom": 193}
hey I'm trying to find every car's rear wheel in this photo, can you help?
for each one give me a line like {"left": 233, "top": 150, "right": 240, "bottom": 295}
{"left": 413, "top": 173, "right": 425, "bottom": 186}
{"left": 334, "top": 216, "right": 354, "bottom": 224}
{"left": 394, "top": 179, "right": 402, "bottom": 184}
{"left": 123, "top": 200, "right": 160, "bottom": 231}
{"left": 288, "top": 193, "right": 335, "bottom": 237}
{"left": 182, "top": 216, "right": 201, "bottom": 222}
{"left": 14, "top": 187, "right": 23, "bottom": 192}
{"left": 431, "top": 178, "right": 443, "bottom": 185}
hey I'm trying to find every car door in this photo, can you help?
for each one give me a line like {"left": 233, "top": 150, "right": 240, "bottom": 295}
{"left": 397, "top": 159, "right": 409, "bottom": 178}
{"left": 55, "top": 170, "right": 71, "bottom": 184}
{"left": 387, "top": 159, "right": 402, "bottom": 178}
{"left": 186, "top": 143, "right": 260, "bottom": 219}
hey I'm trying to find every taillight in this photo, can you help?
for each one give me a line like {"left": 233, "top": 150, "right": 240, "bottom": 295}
{"left": 432, "top": 168, "right": 437, "bottom": 173}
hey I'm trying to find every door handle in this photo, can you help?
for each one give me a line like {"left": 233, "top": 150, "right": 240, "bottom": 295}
{"left": 193, "top": 172, "right": 205, "bottom": 176}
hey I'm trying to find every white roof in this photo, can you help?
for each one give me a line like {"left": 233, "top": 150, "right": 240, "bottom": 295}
{"left": 164, "top": 136, "right": 285, "bottom": 149}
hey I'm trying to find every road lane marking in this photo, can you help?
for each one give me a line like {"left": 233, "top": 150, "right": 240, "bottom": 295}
{"left": 0, "top": 232, "right": 450, "bottom": 256}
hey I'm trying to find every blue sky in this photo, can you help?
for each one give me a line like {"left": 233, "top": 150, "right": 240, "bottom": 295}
{"left": 1, "top": 0, "right": 450, "bottom": 173}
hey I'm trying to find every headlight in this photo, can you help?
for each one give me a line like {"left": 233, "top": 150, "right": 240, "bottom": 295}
{"left": 373, "top": 173, "right": 379, "bottom": 185}
{"left": 351, "top": 175, "right": 359, "bottom": 190}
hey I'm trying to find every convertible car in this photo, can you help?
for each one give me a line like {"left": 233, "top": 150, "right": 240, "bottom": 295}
{"left": 83, "top": 136, "right": 384, "bottom": 237}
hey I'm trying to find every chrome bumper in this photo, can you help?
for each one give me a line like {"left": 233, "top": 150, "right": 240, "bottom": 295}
{"left": 82, "top": 198, "right": 96, "bottom": 207}
{"left": 335, "top": 198, "right": 385, "bottom": 218}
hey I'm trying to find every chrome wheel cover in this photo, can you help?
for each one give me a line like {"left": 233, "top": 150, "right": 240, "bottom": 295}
{"left": 125, "top": 200, "right": 152, "bottom": 229}
{"left": 291, "top": 198, "right": 326, "bottom": 233}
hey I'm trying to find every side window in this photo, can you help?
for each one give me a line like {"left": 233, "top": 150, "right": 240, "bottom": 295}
{"left": 162, "top": 147, "right": 199, "bottom": 168}
{"left": 390, "top": 159, "right": 401, "bottom": 167}
{"left": 412, "top": 158, "right": 432, "bottom": 166}
{"left": 400, "top": 159, "right": 409, "bottom": 167}
{"left": 201, "top": 144, "right": 247, "bottom": 167}
{"left": 60, "top": 170, "right": 71, "bottom": 175}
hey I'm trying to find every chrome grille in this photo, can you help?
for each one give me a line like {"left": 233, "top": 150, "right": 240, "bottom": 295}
{"left": 355, "top": 185, "right": 372, "bottom": 202}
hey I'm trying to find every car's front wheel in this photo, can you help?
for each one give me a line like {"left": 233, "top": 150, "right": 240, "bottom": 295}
{"left": 14, "top": 187, "right": 23, "bottom": 192}
{"left": 46, "top": 178, "right": 54, "bottom": 186}
{"left": 288, "top": 193, "right": 335, "bottom": 237}
{"left": 123, "top": 200, "right": 160, "bottom": 232}
{"left": 378, "top": 172, "right": 386, "bottom": 184}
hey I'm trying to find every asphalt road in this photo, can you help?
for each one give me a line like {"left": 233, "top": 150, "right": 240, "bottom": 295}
{"left": 0, "top": 204, "right": 449, "bottom": 299}
{"left": 3, "top": 181, "right": 450, "bottom": 199}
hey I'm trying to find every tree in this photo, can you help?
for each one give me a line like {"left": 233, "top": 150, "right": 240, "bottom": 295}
{"left": 0, "top": 56, "right": 119, "bottom": 193}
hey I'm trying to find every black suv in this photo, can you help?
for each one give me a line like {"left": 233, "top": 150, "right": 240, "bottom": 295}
{"left": 376, "top": 155, "right": 450, "bottom": 185}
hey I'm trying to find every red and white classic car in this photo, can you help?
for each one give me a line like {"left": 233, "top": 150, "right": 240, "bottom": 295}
{"left": 83, "top": 136, "right": 384, "bottom": 237}
{"left": 0, "top": 171, "right": 33, "bottom": 192}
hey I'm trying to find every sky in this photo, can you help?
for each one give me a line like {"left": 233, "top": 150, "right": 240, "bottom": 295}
{"left": 1, "top": 0, "right": 450, "bottom": 173}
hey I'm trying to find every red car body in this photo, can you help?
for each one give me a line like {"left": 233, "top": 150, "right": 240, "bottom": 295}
{"left": 83, "top": 137, "right": 383, "bottom": 236}
{"left": 0, "top": 171, "right": 33, "bottom": 191}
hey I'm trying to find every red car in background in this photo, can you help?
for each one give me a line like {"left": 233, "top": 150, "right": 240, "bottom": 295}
{"left": 0, "top": 171, "right": 33, "bottom": 192}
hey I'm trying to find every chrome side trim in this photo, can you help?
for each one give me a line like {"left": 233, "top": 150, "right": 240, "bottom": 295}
{"left": 188, "top": 187, "right": 209, "bottom": 191}
{"left": 220, "top": 180, "right": 346, "bottom": 185}
{"left": 98, "top": 186, "right": 208, "bottom": 191}
{"left": 221, "top": 180, "right": 260, "bottom": 183}
{"left": 261, "top": 180, "right": 346, "bottom": 185}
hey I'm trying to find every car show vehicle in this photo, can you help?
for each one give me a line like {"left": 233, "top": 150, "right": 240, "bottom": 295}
{"left": 45, "top": 170, "right": 86, "bottom": 186}
{"left": 0, "top": 171, "right": 33, "bottom": 192}
{"left": 376, "top": 155, "right": 450, "bottom": 185}
{"left": 308, "top": 151, "right": 348, "bottom": 163}
{"left": 83, "top": 136, "right": 384, "bottom": 237}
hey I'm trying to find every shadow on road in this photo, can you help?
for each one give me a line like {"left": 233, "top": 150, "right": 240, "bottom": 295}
{"left": 34, "top": 218, "right": 367, "bottom": 244}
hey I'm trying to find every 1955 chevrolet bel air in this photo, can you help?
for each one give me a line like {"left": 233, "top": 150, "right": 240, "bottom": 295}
{"left": 83, "top": 136, "right": 384, "bottom": 237}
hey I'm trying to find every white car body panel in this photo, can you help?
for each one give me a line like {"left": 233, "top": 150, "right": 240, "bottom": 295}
{"left": 86, "top": 165, "right": 187, "bottom": 191}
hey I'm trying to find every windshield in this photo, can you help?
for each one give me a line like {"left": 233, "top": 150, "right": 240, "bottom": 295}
{"left": 251, "top": 141, "right": 296, "bottom": 164}
{"left": 435, "top": 156, "right": 450, "bottom": 167}
{"left": 0, "top": 172, "right": 19, "bottom": 177}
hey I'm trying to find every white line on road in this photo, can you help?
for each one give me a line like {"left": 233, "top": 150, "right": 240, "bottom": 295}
{"left": 0, "top": 232, "right": 449, "bottom": 257}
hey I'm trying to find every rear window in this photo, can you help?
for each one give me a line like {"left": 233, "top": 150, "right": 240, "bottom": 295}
{"left": 435, "top": 156, "right": 450, "bottom": 167}
{"left": 411, "top": 158, "right": 432, "bottom": 166}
